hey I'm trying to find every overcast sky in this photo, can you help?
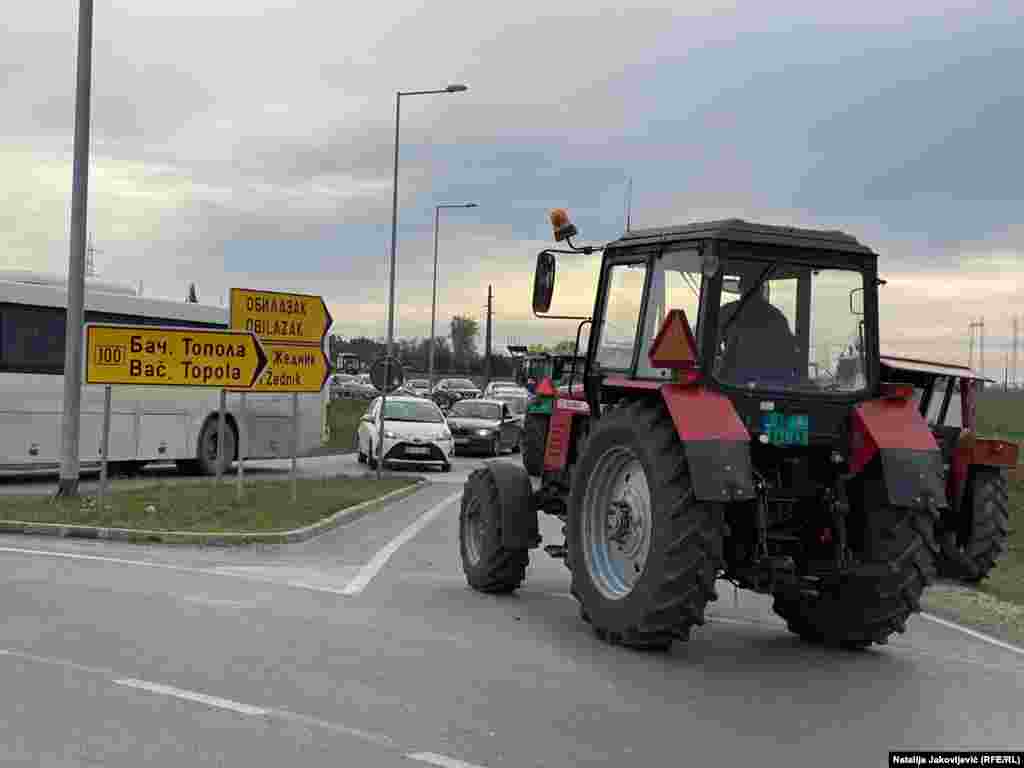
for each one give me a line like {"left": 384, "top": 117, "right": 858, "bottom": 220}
{"left": 2, "top": 1, "right": 1021, "bottom": 377}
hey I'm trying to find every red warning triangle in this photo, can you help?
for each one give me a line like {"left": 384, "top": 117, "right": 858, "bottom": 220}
{"left": 535, "top": 376, "right": 557, "bottom": 396}
{"left": 648, "top": 309, "right": 698, "bottom": 369}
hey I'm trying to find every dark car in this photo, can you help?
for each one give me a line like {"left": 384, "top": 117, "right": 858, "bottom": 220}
{"left": 446, "top": 398, "right": 522, "bottom": 456}
{"left": 431, "top": 377, "right": 482, "bottom": 410}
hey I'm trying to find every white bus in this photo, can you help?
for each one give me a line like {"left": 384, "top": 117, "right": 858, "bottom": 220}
{"left": 0, "top": 270, "right": 329, "bottom": 476}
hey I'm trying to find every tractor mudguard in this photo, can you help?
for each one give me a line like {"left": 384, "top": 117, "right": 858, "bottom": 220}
{"left": 850, "top": 397, "right": 948, "bottom": 509}
{"left": 487, "top": 460, "right": 541, "bottom": 550}
{"left": 542, "top": 397, "right": 590, "bottom": 473}
{"left": 948, "top": 433, "right": 1019, "bottom": 515}
{"left": 660, "top": 383, "right": 755, "bottom": 503}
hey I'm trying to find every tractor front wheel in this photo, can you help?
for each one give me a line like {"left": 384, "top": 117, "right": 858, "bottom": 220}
{"left": 567, "top": 399, "right": 723, "bottom": 652}
{"left": 522, "top": 413, "right": 549, "bottom": 477}
{"left": 459, "top": 466, "right": 531, "bottom": 593}
{"left": 938, "top": 468, "right": 1010, "bottom": 583}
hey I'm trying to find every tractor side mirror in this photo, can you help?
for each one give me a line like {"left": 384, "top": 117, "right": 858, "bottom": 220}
{"left": 533, "top": 250, "right": 556, "bottom": 313}
{"left": 850, "top": 287, "right": 864, "bottom": 316}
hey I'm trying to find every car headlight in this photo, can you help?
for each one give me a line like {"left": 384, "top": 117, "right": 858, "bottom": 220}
{"left": 383, "top": 430, "right": 399, "bottom": 440}
{"left": 476, "top": 429, "right": 492, "bottom": 437}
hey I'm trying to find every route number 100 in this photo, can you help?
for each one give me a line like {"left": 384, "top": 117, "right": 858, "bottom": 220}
{"left": 93, "top": 344, "right": 124, "bottom": 366}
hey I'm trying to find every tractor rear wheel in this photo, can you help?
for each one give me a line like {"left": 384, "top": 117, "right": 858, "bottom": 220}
{"left": 938, "top": 468, "right": 1010, "bottom": 583}
{"left": 567, "top": 399, "right": 723, "bottom": 652}
{"left": 772, "top": 495, "right": 939, "bottom": 650}
{"left": 459, "top": 466, "right": 530, "bottom": 593}
{"left": 522, "top": 413, "right": 549, "bottom": 477}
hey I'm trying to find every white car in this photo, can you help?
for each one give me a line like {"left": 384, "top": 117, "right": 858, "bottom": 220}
{"left": 356, "top": 395, "right": 454, "bottom": 472}
{"left": 482, "top": 380, "right": 526, "bottom": 398}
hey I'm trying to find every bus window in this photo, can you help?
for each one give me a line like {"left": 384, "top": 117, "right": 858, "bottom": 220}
{"left": 0, "top": 306, "right": 66, "bottom": 374}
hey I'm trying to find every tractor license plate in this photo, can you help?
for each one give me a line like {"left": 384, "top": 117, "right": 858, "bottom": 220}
{"left": 761, "top": 412, "right": 809, "bottom": 446}
{"left": 406, "top": 446, "right": 430, "bottom": 455}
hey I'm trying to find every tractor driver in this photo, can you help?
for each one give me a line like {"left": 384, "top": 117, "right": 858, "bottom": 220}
{"left": 716, "top": 264, "right": 800, "bottom": 386}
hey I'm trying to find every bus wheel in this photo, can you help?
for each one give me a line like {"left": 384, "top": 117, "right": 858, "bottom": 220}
{"left": 197, "top": 416, "right": 237, "bottom": 476}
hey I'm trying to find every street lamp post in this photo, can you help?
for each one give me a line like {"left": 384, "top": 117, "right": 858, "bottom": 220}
{"left": 429, "top": 202, "right": 477, "bottom": 388}
{"left": 377, "top": 83, "right": 469, "bottom": 480}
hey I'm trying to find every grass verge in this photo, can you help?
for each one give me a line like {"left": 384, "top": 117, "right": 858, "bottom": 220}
{"left": 975, "top": 468, "right": 1023, "bottom": 606}
{"left": 0, "top": 474, "right": 416, "bottom": 533}
{"left": 922, "top": 466, "right": 1024, "bottom": 647}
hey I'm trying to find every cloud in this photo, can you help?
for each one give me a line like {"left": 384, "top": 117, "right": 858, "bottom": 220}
{"left": 1, "top": 0, "right": 1020, "bottom": 383}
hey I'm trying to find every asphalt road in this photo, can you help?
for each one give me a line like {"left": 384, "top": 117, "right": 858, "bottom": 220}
{"left": 2, "top": 451, "right": 1022, "bottom": 767}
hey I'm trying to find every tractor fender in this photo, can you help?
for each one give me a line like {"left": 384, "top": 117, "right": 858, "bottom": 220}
{"left": 850, "top": 397, "right": 948, "bottom": 509}
{"left": 947, "top": 433, "right": 1019, "bottom": 516}
{"left": 487, "top": 460, "right": 541, "bottom": 551}
{"left": 542, "top": 397, "right": 591, "bottom": 473}
{"left": 660, "top": 383, "right": 755, "bottom": 503}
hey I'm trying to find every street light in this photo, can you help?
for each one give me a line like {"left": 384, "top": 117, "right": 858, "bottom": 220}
{"left": 377, "top": 83, "right": 469, "bottom": 479}
{"left": 429, "top": 202, "right": 478, "bottom": 387}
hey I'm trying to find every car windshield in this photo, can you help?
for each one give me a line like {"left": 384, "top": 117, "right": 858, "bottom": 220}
{"left": 712, "top": 252, "right": 868, "bottom": 393}
{"left": 449, "top": 402, "right": 501, "bottom": 420}
{"left": 381, "top": 400, "right": 444, "bottom": 423}
{"left": 447, "top": 379, "right": 476, "bottom": 389}
{"left": 494, "top": 395, "right": 528, "bottom": 414}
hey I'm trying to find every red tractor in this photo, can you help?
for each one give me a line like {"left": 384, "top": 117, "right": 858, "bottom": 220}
{"left": 877, "top": 356, "right": 1015, "bottom": 583}
{"left": 458, "top": 210, "right": 1018, "bottom": 652}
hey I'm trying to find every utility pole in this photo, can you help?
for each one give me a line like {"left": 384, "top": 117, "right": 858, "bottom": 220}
{"left": 56, "top": 0, "right": 95, "bottom": 498}
{"left": 485, "top": 285, "right": 493, "bottom": 386}
{"left": 974, "top": 315, "right": 983, "bottom": 382}
{"left": 969, "top": 319, "right": 983, "bottom": 370}
{"left": 85, "top": 235, "right": 102, "bottom": 277}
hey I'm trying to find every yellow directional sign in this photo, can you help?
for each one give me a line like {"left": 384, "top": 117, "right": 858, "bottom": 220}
{"left": 232, "top": 342, "right": 330, "bottom": 393}
{"left": 85, "top": 324, "right": 268, "bottom": 388}
{"left": 229, "top": 288, "right": 332, "bottom": 346}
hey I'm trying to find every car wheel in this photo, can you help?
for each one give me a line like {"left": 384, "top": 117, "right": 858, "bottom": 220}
{"left": 491, "top": 436, "right": 501, "bottom": 457}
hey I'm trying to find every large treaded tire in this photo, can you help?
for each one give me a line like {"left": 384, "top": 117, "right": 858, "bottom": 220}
{"left": 567, "top": 399, "right": 723, "bottom": 652}
{"left": 459, "top": 467, "right": 530, "bottom": 593}
{"left": 522, "top": 413, "right": 549, "bottom": 477}
{"left": 938, "top": 468, "right": 1010, "bottom": 583}
{"left": 772, "top": 503, "right": 939, "bottom": 650}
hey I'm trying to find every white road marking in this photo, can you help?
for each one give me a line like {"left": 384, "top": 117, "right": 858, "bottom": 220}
{"left": 341, "top": 491, "right": 461, "bottom": 596}
{"left": 0, "top": 546, "right": 351, "bottom": 596}
{"left": 0, "top": 646, "right": 394, "bottom": 747}
{"left": 113, "top": 678, "right": 269, "bottom": 716}
{"left": 920, "top": 612, "right": 1024, "bottom": 657}
{"left": 407, "top": 752, "right": 489, "bottom": 768}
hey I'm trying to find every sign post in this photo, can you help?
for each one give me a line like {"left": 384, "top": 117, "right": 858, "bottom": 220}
{"left": 228, "top": 288, "right": 332, "bottom": 502}
{"left": 236, "top": 393, "right": 247, "bottom": 502}
{"left": 370, "top": 355, "right": 404, "bottom": 481}
{"left": 97, "top": 384, "right": 111, "bottom": 513}
{"left": 214, "top": 389, "right": 227, "bottom": 489}
{"left": 291, "top": 392, "right": 299, "bottom": 504}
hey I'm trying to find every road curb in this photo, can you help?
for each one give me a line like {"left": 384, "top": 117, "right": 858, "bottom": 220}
{"left": 0, "top": 479, "right": 430, "bottom": 547}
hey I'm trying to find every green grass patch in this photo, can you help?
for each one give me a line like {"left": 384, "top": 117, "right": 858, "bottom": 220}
{"left": 0, "top": 475, "right": 416, "bottom": 533}
{"left": 977, "top": 390, "right": 1024, "bottom": 446}
{"left": 321, "top": 398, "right": 373, "bottom": 454}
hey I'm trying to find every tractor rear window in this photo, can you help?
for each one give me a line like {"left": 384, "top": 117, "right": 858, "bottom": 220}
{"left": 713, "top": 258, "right": 868, "bottom": 394}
